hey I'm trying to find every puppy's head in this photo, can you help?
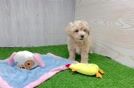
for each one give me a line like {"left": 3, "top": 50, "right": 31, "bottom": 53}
{"left": 66, "top": 20, "right": 90, "bottom": 41}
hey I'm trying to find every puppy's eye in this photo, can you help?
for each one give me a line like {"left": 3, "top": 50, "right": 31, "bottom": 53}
{"left": 75, "top": 29, "right": 79, "bottom": 32}
{"left": 83, "top": 29, "right": 87, "bottom": 32}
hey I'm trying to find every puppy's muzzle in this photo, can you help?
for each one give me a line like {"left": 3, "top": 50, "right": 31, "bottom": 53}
{"left": 80, "top": 35, "right": 84, "bottom": 40}
{"left": 81, "top": 35, "right": 84, "bottom": 38}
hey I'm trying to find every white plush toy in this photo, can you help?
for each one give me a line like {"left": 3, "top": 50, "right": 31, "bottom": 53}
{"left": 7, "top": 51, "right": 45, "bottom": 70}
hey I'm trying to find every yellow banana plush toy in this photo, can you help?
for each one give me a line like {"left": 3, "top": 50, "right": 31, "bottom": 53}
{"left": 66, "top": 63, "right": 104, "bottom": 78}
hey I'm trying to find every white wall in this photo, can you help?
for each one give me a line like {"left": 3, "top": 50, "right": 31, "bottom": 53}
{"left": 75, "top": 0, "right": 134, "bottom": 67}
{"left": 0, "top": 0, "right": 75, "bottom": 47}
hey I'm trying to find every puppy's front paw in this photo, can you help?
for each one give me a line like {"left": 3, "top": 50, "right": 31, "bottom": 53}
{"left": 80, "top": 59, "right": 89, "bottom": 63}
{"left": 68, "top": 57, "right": 75, "bottom": 61}
{"left": 68, "top": 58, "right": 79, "bottom": 63}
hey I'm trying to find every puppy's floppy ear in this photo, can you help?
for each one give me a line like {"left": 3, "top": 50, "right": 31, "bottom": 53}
{"left": 86, "top": 28, "right": 90, "bottom": 35}
{"left": 65, "top": 22, "right": 73, "bottom": 34}
{"left": 7, "top": 52, "right": 16, "bottom": 66}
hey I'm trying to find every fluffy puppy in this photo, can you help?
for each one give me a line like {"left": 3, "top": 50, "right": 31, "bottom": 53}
{"left": 65, "top": 20, "right": 91, "bottom": 63}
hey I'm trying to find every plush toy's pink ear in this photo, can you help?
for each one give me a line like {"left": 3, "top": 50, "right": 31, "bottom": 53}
{"left": 33, "top": 53, "right": 45, "bottom": 67}
{"left": 7, "top": 52, "right": 16, "bottom": 66}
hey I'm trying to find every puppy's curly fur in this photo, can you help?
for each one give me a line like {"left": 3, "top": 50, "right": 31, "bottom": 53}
{"left": 65, "top": 20, "right": 91, "bottom": 63}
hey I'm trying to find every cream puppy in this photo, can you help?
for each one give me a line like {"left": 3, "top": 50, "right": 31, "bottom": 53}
{"left": 65, "top": 20, "right": 91, "bottom": 63}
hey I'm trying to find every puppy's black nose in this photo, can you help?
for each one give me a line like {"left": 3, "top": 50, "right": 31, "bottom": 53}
{"left": 81, "top": 35, "right": 84, "bottom": 38}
